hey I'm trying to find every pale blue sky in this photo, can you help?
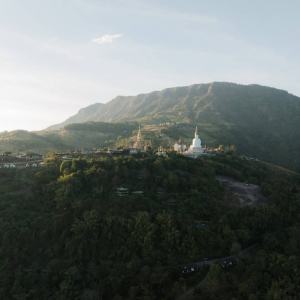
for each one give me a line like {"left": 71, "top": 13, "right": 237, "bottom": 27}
{"left": 0, "top": 0, "right": 299, "bottom": 131}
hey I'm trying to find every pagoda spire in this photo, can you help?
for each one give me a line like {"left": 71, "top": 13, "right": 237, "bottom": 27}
{"left": 195, "top": 126, "right": 198, "bottom": 136}
{"left": 137, "top": 126, "right": 142, "bottom": 141}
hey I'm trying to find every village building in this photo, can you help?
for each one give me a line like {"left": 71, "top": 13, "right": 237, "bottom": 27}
{"left": 156, "top": 146, "right": 166, "bottom": 156}
{"left": 156, "top": 146, "right": 167, "bottom": 157}
{"left": 156, "top": 151, "right": 167, "bottom": 157}
{"left": 24, "top": 152, "right": 41, "bottom": 159}
{"left": 129, "top": 148, "right": 138, "bottom": 155}
{"left": 182, "top": 126, "right": 204, "bottom": 158}
{"left": 132, "top": 191, "right": 144, "bottom": 196}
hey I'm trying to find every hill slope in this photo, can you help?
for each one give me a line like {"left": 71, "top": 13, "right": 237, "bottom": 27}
{"left": 0, "top": 122, "right": 138, "bottom": 154}
{"left": 1, "top": 154, "right": 300, "bottom": 299}
{"left": 49, "top": 103, "right": 104, "bottom": 129}
{"left": 47, "top": 82, "right": 300, "bottom": 171}
{"left": 47, "top": 82, "right": 300, "bottom": 127}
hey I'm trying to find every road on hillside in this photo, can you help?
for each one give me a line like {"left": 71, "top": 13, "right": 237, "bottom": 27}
{"left": 176, "top": 244, "right": 259, "bottom": 300}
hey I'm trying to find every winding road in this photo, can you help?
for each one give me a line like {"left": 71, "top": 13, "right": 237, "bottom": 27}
{"left": 176, "top": 244, "right": 259, "bottom": 300}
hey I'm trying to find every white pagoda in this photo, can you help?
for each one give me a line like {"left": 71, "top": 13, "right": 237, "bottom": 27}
{"left": 183, "top": 126, "right": 204, "bottom": 158}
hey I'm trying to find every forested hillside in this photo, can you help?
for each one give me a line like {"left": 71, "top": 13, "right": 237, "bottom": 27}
{"left": 47, "top": 82, "right": 300, "bottom": 172}
{"left": 49, "top": 82, "right": 300, "bottom": 127}
{"left": 0, "top": 153, "right": 299, "bottom": 299}
{"left": 0, "top": 122, "right": 138, "bottom": 154}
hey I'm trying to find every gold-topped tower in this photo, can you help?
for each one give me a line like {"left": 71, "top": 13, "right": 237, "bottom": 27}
{"left": 137, "top": 126, "right": 143, "bottom": 141}
{"left": 133, "top": 126, "right": 145, "bottom": 149}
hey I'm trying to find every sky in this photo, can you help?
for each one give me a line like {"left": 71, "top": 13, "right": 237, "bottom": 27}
{"left": 0, "top": 0, "right": 299, "bottom": 132}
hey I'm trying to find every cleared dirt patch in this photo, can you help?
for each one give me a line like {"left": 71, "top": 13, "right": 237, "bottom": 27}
{"left": 216, "top": 176, "right": 267, "bottom": 206}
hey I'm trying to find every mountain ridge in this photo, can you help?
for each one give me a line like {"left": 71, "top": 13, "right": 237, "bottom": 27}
{"left": 46, "top": 82, "right": 300, "bottom": 171}
{"left": 47, "top": 82, "right": 294, "bottom": 129}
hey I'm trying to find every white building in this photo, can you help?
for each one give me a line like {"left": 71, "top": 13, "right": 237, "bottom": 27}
{"left": 129, "top": 149, "right": 138, "bottom": 154}
{"left": 156, "top": 146, "right": 167, "bottom": 157}
{"left": 156, "top": 151, "right": 167, "bottom": 157}
{"left": 174, "top": 139, "right": 186, "bottom": 152}
{"left": 183, "top": 127, "right": 204, "bottom": 158}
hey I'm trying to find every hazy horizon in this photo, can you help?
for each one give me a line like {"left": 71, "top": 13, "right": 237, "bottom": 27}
{"left": 1, "top": 0, "right": 300, "bottom": 132}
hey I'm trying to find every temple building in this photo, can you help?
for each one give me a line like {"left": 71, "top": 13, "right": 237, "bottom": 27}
{"left": 156, "top": 146, "right": 167, "bottom": 157}
{"left": 183, "top": 126, "right": 204, "bottom": 158}
{"left": 132, "top": 126, "right": 145, "bottom": 150}
{"left": 174, "top": 139, "right": 186, "bottom": 153}
{"left": 116, "top": 187, "right": 129, "bottom": 197}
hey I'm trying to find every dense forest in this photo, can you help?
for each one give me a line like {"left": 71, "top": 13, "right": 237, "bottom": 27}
{"left": 0, "top": 152, "right": 300, "bottom": 299}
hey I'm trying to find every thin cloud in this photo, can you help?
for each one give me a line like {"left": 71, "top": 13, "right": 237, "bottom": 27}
{"left": 92, "top": 34, "right": 122, "bottom": 44}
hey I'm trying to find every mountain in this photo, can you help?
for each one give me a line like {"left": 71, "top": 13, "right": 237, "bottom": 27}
{"left": 0, "top": 122, "right": 138, "bottom": 154}
{"left": 47, "top": 82, "right": 300, "bottom": 127}
{"left": 47, "top": 82, "right": 300, "bottom": 172}
{"left": 48, "top": 103, "right": 104, "bottom": 130}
